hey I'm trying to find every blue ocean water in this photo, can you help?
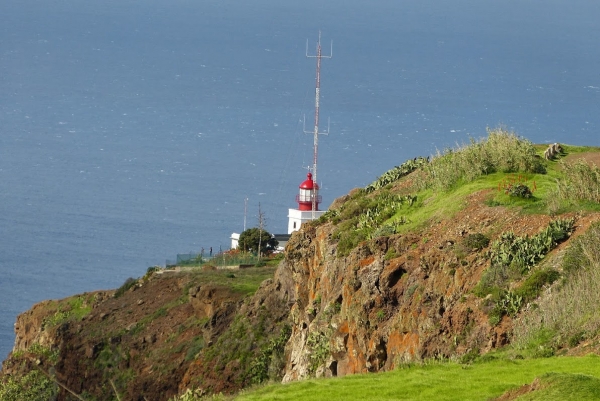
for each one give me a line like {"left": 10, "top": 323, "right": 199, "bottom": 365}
{"left": 1, "top": 0, "right": 599, "bottom": 361}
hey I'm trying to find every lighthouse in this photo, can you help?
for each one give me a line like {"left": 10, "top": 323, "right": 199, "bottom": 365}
{"left": 287, "top": 32, "right": 331, "bottom": 234}
{"left": 288, "top": 172, "right": 326, "bottom": 234}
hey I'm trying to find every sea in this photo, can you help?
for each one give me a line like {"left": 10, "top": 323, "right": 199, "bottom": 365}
{"left": 1, "top": 0, "right": 599, "bottom": 362}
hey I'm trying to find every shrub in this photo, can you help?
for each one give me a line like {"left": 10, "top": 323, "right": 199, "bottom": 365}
{"left": 237, "top": 227, "right": 278, "bottom": 255}
{"left": 114, "top": 277, "right": 137, "bottom": 298}
{"left": 555, "top": 159, "right": 600, "bottom": 203}
{"left": 365, "top": 157, "right": 428, "bottom": 193}
{"left": 505, "top": 183, "right": 533, "bottom": 198}
{"left": 333, "top": 191, "right": 415, "bottom": 257}
{"left": 562, "top": 221, "right": 600, "bottom": 273}
{"left": 384, "top": 248, "right": 398, "bottom": 260}
{"left": 514, "top": 269, "right": 560, "bottom": 302}
{"left": 0, "top": 371, "right": 57, "bottom": 401}
{"left": 489, "top": 218, "right": 574, "bottom": 275}
{"left": 248, "top": 324, "right": 291, "bottom": 384}
{"left": 477, "top": 219, "right": 574, "bottom": 324}
{"left": 417, "top": 127, "right": 545, "bottom": 191}
{"left": 306, "top": 330, "right": 330, "bottom": 375}
{"left": 512, "top": 222, "right": 600, "bottom": 350}
{"left": 462, "top": 233, "right": 490, "bottom": 250}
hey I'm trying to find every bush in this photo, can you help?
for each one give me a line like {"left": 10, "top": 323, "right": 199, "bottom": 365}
{"left": 0, "top": 370, "right": 57, "bottom": 401}
{"left": 512, "top": 222, "right": 600, "bottom": 350}
{"left": 506, "top": 183, "right": 533, "bottom": 198}
{"left": 237, "top": 227, "right": 278, "bottom": 255}
{"left": 555, "top": 159, "right": 600, "bottom": 203}
{"left": 417, "top": 127, "right": 545, "bottom": 191}
{"left": 462, "top": 233, "right": 490, "bottom": 250}
{"left": 489, "top": 218, "right": 574, "bottom": 275}
{"left": 514, "top": 269, "right": 560, "bottom": 302}
{"left": 562, "top": 221, "right": 600, "bottom": 273}
{"left": 365, "top": 157, "right": 428, "bottom": 193}
{"left": 333, "top": 191, "right": 415, "bottom": 257}
{"left": 114, "top": 277, "right": 137, "bottom": 298}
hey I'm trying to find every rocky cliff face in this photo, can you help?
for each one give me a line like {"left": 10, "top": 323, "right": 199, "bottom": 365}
{"left": 1, "top": 270, "right": 263, "bottom": 400}
{"left": 2, "top": 187, "right": 597, "bottom": 400}
{"left": 278, "top": 189, "right": 592, "bottom": 381}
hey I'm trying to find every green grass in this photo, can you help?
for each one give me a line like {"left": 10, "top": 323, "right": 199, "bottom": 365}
{"left": 329, "top": 137, "right": 600, "bottom": 253}
{"left": 386, "top": 142, "right": 600, "bottom": 235}
{"left": 393, "top": 172, "right": 549, "bottom": 234}
{"left": 512, "top": 372, "right": 600, "bottom": 401}
{"left": 40, "top": 294, "right": 95, "bottom": 330}
{"left": 185, "top": 266, "right": 277, "bottom": 295}
{"left": 235, "top": 355, "right": 600, "bottom": 401}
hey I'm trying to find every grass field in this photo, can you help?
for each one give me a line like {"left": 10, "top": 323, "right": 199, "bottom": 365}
{"left": 179, "top": 265, "right": 278, "bottom": 296}
{"left": 234, "top": 355, "right": 600, "bottom": 401}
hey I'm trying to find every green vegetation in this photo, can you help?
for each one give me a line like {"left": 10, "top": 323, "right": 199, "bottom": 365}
{"left": 365, "top": 156, "right": 428, "bottom": 193}
{"left": 40, "top": 294, "right": 95, "bottom": 329}
{"left": 28, "top": 343, "right": 59, "bottom": 364}
{"left": 517, "top": 372, "right": 600, "bottom": 401}
{"left": 248, "top": 324, "right": 292, "bottom": 384}
{"left": 237, "top": 228, "right": 278, "bottom": 255}
{"left": 513, "top": 269, "right": 560, "bottom": 302}
{"left": 190, "top": 313, "right": 291, "bottom": 391}
{"left": 417, "top": 127, "right": 545, "bottom": 191}
{"left": 6, "top": 129, "right": 600, "bottom": 401}
{"left": 114, "top": 277, "right": 137, "bottom": 298}
{"left": 234, "top": 355, "right": 600, "bottom": 401}
{"left": 489, "top": 218, "right": 574, "bottom": 275}
{"left": 186, "top": 266, "right": 277, "bottom": 296}
{"left": 331, "top": 190, "right": 417, "bottom": 256}
{"left": 513, "top": 221, "right": 600, "bottom": 352}
{"left": 474, "top": 218, "right": 574, "bottom": 325}
{"left": 320, "top": 130, "right": 600, "bottom": 264}
{"left": 306, "top": 330, "right": 331, "bottom": 375}
{"left": 474, "top": 218, "right": 573, "bottom": 297}
{"left": 555, "top": 159, "right": 600, "bottom": 204}
{"left": 462, "top": 233, "right": 490, "bottom": 250}
{"left": 325, "top": 128, "right": 586, "bottom": 257}
{"left": 0, "top": 370, "right": 57, "bottom": 401}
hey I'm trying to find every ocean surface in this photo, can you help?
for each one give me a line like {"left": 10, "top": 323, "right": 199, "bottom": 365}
{"left": 1, "top": 0, "right": 599, "bottom": 361}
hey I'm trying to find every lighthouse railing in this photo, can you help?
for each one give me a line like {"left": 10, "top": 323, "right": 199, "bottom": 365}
{"left": 296, "top": 194, "right": 322, "bottom": 203}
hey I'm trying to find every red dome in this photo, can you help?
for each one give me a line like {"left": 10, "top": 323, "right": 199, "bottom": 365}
{"left": 299, "top": 172, "right": 319, "bottom": 190}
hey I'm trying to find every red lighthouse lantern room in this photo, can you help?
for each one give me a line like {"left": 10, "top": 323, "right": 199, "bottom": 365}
{"left": 296, "top": 172, "right": 322, "bottom": 211}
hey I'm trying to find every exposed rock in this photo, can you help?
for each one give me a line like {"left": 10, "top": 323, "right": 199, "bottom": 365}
{"left": 3, "top": 184, "right": 600, "bottom": 400}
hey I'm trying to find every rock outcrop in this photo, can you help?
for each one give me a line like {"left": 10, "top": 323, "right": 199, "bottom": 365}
{"left": 2, "top": 186, "right": 599, "bottom": 400}
{"left": 279, "top": 189, "right": 568, "bottom": 381}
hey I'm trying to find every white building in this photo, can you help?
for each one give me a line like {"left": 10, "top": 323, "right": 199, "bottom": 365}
{"left": 287, "top": 172, "right": 325, "bottom": 234}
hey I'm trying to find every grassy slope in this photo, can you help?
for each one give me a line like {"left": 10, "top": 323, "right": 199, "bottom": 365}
{"left": 232, "top": 142, "right": 600, "bottom": 401}
{"left": 182, "top": 265, "right": 278, "bottom": 295}
{"left": 394, "top": 144, "right": 600, "bottom": 235}
{"left": 236, "top": 355, "right": 600, "bottom": 401}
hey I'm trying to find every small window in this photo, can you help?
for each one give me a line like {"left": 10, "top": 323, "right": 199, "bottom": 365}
{"left": 293, "top": 222, "right": 297, "bottom": 229}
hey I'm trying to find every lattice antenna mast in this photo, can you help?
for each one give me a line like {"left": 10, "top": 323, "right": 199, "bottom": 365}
{"left": 305, "top": 31, "right": 332, "bottom": 217}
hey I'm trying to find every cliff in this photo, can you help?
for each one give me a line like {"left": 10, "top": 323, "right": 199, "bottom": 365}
{"left": 2, "top": 133, "right": 600, "bottom": 400}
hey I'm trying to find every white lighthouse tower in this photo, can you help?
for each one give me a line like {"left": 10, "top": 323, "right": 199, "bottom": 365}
{"left": 287, "top": 172, "right": 325, "bottom": 234}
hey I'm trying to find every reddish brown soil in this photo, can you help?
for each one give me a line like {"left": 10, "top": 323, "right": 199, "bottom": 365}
{"left": 493, "top": 378, "right": 542, "bottom": 401}
{"left": 565, "top": 151, "right": 600, "bottom": 166}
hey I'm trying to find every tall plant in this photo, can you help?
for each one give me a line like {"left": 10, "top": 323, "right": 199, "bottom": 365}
{"left": 418, "top": 128, "right": 545, "bottom": 191}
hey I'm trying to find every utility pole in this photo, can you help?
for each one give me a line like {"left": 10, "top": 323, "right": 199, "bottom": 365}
{"left": 243, "top": 197, "right": 248, "bottom": 232}
{"left": 257, "top": 202, "right": 265, "bottom": 261}
{"left": 305, "top": 31, "right": 332, "bottom": 219}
